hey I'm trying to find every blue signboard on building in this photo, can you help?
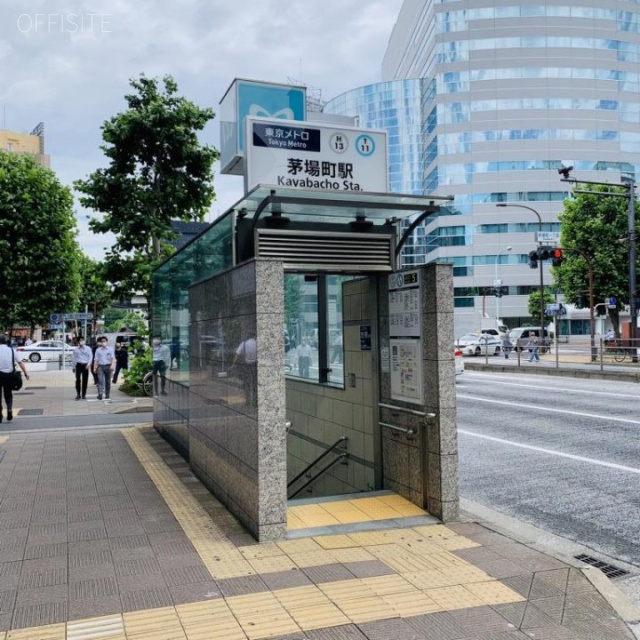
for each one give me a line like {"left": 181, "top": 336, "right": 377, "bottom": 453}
{"left": 237, "top": 81, "right": 306, "bottom": 152}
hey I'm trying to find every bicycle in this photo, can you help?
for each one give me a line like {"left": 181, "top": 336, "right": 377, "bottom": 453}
{"left": 138, "top": 371, "right": 154, "bottom": 397}
{"left": 604, "top": 339, "right": 628, "bottom": 363}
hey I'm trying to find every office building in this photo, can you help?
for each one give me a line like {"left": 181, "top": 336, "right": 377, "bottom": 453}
{"left": 324, "top": 0, "right": 640, "bottom": 335}
{"left": 0, "top": 122, "right": 49, "bottom": 168}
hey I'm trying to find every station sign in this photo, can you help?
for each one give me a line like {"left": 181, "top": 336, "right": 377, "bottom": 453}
{"left": 536, "top": 231, "right": 560, "bottom": 244}
{"left": 49, "top": 312, "right": 94, "bottom": 323}
{"left": 245, "top": 116, "right": 388, "bottom": 194}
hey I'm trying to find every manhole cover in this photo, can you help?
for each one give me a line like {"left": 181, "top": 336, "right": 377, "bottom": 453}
{"left": 575, "top": 554, "right": 630, "bottom": 579}
{"left": 18, "top": 409, "right": 44, "bottom": 416}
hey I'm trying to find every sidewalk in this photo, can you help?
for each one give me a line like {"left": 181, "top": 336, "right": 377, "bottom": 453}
{"left": 0, "top": 425, "right": 637, "bottom": 640}
{"left": 8, "top": 368, "right": 152, "bottom": 420}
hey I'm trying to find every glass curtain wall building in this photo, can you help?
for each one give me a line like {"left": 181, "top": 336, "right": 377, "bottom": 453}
{"left": 324, "top": 0, "right": 640, "bottom": 336}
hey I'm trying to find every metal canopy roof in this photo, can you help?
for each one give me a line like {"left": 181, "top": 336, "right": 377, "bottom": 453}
{"left": 228, "top": 184, "right": 453, "bottom": 225}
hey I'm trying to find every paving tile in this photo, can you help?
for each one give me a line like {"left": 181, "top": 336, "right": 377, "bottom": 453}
{"left": 218, "top": 574, "right": 269, "bottom": 597}
{"left": 120, "top": 586, "right": 173, "bottom": 612}
{"left": 115, "top": 572, "right": 167, "bottom": 593}
{"left": 342, "top": 561, "right": 395, "bottom": 579}
{"left": 406, "top": 610, "right": 477, "bottom": 639}
{"left": 491, "top": 601, "right": 527, "bottom": 627}
{"left": 169, "top": 581, "right": 221, "bottom": 605}
{"left": 303, "top": 564, "right": 356, "bottom": 584}
{"left": 520, "top": 602, "right": 560, "bottom": 629}
{"left": 67, "top": 595, "right": 123, "bottom": 621}
{"left": 114, "top": 557, "right": 161, "bottom": 577}
{"left": 69, "top": 576, "right": 118, "bottom": 600}
{"left": 0, "top": 564, "right": 21, "bottom": 591}
{"left": 68, "top": 549, "right": 113, "bottom": 569}
{"left": 479, "top": 631, "right": 531, "bottom": 639}
{"left": 449, "top": 605, "right": 516, "bottom": 634}
{"left": 358, "top": 617, "right": 423, "bottom": 640}
{"left": 566, "top": 569, "right": 596, "bottom": 594}
{"left": 162, "top": 565, "right": 212, "bottom": 587}
{"left": 475, "top": 559, "right": 527, "bottom": 580}
{"left": 67, "top": 521, "right": 107, "bottom": 542}
{"left": 305, "top": 624, "right": 367, "bottom": 639}
{"left": 22, "top": 543, "right": 67, "bottom": 560}
{"left": 10, "top": 601, "right": 67, "bottom": 630}
{"left": 261, "top": 570, "right": 313, "bottom": 591}
{"left": 18, "top": 567, "right": 67, "bottom": 590}
{"left": 500, "top": 574, "right": 534, "bottom": 599}
{"left": 0, "top": 591, "right": 16, "bottom": 617}
{"left": 108, "top": 535, "right": 150, "bottom": 551}
{"left": 529, "top": 570, "right": 569, "bottom": 599}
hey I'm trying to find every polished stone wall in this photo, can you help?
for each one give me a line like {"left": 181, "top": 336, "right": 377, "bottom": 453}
{"left": 378, "top": 264, "right": 459, "bottom": 521}
{"left": 287, "top": 278, "right": 377, "bottom": 498}
{"left": 187, "top": 259, "right": 287, "bottom": 541}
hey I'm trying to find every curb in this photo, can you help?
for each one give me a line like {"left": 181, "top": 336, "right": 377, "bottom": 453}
{"left": 464, "top": 362, "right": 640, "bottom": 383}
{"left": 460, "top": 498, "right": 640, "bottom": 632}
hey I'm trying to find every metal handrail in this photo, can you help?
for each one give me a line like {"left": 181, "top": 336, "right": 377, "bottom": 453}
{"left": 288, "top": 453, "right": 348, "bottom": 499}
{"left": 378, "top": 402, "right": 433, "bottom": 418}
{"left": 379, "top": 421, "right": 417, "bottom": 435}
{"left": 287, "top": 436, "right": 348, "bottom": 489}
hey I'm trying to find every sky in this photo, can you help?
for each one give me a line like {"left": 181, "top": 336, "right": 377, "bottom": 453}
{"left": 0, "top": 0, "right": 404, "bottom": 258}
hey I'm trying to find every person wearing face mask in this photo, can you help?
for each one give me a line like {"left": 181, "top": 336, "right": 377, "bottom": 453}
{"left": 92, "top": 336, "right": 115, "bottom": 400}
{"left": 151, "top": 336, "right": 171, "bottom": 396}
{"left": 71, "top": 336, "right": 93, "bottom": 400}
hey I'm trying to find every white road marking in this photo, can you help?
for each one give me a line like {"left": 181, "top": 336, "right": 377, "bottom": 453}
{"left": 459, "top": 429, "right": 640, "bottom": 475}
{"left": 461, "top": 372, "right": 637, "bottom": 399}
{"left": 457, "top": 394, "right": 640, "bottom": 426}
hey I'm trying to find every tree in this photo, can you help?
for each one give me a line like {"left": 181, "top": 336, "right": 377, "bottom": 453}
{"left": 0, "top": 150, "right": 80, "bottom": 334}
{"left": 553, "top": 185, "right": 639, "bottom": 333}
{"left": 527, "top": 288, "right": 555, "bottom": 326}
{"left": 75, "top": 74, "right": 219, "bottom": 307}
{"left": 78, "top": 256, "right": 113, "bottom": 318}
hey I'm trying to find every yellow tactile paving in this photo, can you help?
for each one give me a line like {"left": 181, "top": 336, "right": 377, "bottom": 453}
{"left": 272, "top": 585, "right": 331, "bottom": 609}
{"left": 66, "top": 615, "right": 126, "bottom": 640}
{"left": 248, "top": 554, "right": 299, "bottom": 574}
{"left": 287, "top": 494, "right": 428, "bottom": 530}
{"left": 464, "top": 580, "right": 527, "bottom": 605}
{"left": 328, "top": 547, "right": 377, "bottom": 563}
{"left": 312, "top": 534, "right": 355, "bottom": 549}
{"left": 276, "top": 538, "right": 324, "bottom": 554}
{"left": 287, "top": 603, "right": 350, "bottom": 630}
{"left": 239, "top": 543, "right": 284, "bottom": 560}
{"left": 404, "top": 570, "right": 475, "bottom": 590}
{"left": 175, "top": 600, "right": 246, "bottom": 640}
{"left": 425, "top": 584, "right": 487, "bottom": 610}
{"left": 318, "top": 579, "right": 377, "bottom": 602}
{"left": 286, "top": 549, "right": 337, "bottom": 568}
{"left": 361, "top": 574, "right": 416, "bottom": 596}
{"left": 334, "top": 594, "right": 397, "bottom": 624}
{"left": 123, "top": 607, "right": 187, "bottom": 640}
{"left": 226, "top": 592, "right": 300, "bottom": 639}
{"left": 381, "top": 591, "right": 443, "bottom": 617}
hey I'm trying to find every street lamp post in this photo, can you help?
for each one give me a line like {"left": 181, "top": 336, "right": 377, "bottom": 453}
{"left": 497, "top": 203, "right": 546, "bottom": 339}
{"left": 494, "top": 245, "right": 512, "bottom": 323}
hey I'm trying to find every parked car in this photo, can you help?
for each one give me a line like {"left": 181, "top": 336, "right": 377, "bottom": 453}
{"left": 509, "top": 327, "right": 549, "bottom": 352}
{"left": 455, "top": 348, "right": 464, "bottom": 377}
{"left": 457, "top": 333, "right": 502, "bottom": 356}
{"left": 16, "top": 340, "right": 76, "bottom": 362}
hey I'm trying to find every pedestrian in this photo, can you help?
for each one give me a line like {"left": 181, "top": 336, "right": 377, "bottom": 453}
{"left": 501, "top": 333, "right": 513, "bottom": 359}
{"left": 297, "top": 337, "right": 312, "bottom": 378}
{"left": 92, "top": 336, "right": 115, "bottom": 400}
{"left": 112, "top": 342, "right": 129, "bottom": 384}
{"left": 0, "top": 334, "right": 29, "bottom": 422}
{"left": 151, "top": 336, "right": 171, "bottom": 396}
{"left": 231, "top": 334, "right": 257, "bottom": 406}
{"left": 330, "top": 333, "right": 343, "bottom": 364}
{"left": 528, "top": 331, "right": 540, "bottom": 363}
{"left": 71, "top": 336, "right": 92, "bottom": 400}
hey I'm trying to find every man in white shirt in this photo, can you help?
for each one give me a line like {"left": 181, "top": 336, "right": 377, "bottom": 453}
{"left": 232, "top": 336, "right": 257, "bottom": 407}
{"left": 297, "top": 337, "right": 312, "bottom": 378}
{"left": 92, "top": 336, "right": 115, "bottom": 400}
{"left": 71, "top": 337, "right": 93, "bottom": 400}
{"left": 0, "top": 334, "right": 29, "bottom": 422}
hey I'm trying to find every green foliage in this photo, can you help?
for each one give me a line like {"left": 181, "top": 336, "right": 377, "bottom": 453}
{"left": 78, "top": 256, "right": 112, "bottom": 318}
{"left": 105, "top": 310, "right": 146, "bottom": 333}
{"left": 75, "top": 74, "right": 219, "bottom": 306}
{"left": 120, "top": 345, "right": 152, "bottom": 396}
{"left": 284, "top": 275, "right": 302, "bottom": 325}
{"left": 554, "top": 185, "right": 638, "bottom": 332}
{"left": 0, "top": 150, "right": 80, "bottom": 331}
{"left": 527, "top": 288, "right": 555, "bottom": 324}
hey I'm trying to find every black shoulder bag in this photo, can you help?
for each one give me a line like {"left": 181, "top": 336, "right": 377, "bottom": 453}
{"left": 10, "top": 347, "right": 23, "bottom": 391}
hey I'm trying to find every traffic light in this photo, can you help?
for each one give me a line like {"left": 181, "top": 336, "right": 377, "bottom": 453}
{"left": 538, "top": 246, "right": 552, "bottom": 260}
{"left": 528, "top": 250, "right": 538, "bottom": 269}
{"left": 551, "top": 248, "right": 564, "bottom": 267}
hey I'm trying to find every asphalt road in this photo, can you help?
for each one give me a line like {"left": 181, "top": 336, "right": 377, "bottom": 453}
{"left": 457, "top": 370, "right": 640, "bottom": 568}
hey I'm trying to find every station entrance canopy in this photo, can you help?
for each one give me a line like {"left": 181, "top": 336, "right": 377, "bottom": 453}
{"left": 231, "top": 185, "right": 452, "bottom": 273}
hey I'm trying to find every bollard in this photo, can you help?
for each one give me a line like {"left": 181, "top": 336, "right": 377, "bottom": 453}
{"left": 58, "top": 354, "right": 63, "bottom": 370}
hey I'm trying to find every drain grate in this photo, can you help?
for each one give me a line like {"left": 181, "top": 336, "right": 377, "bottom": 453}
{"left": 25, "top": 386, "right": 47, "bottom": 390}
{"left": 575, "top": 554, "right": 630, "bottom": 579}
{"left": 18, "top": 409, "right": 44, "bottom": 416}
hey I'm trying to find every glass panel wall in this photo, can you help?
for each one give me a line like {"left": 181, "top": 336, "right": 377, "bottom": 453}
{"left": 152, "top": 213, "right": 234, "bottom": 387}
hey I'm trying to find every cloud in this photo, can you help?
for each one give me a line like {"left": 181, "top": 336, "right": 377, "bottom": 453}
{"left": 0, "top": 0, "right": 403, "bottom": 258}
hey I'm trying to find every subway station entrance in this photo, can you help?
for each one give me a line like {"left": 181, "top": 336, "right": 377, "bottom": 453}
{"left": 152, "top": 185, "right": 459, "bottom": 541}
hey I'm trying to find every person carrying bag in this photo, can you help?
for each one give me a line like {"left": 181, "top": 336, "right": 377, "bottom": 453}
{"left": 0, "top": 334, "right": 30, "bottom": 423}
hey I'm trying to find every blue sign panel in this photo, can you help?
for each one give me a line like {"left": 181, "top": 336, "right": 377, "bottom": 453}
{"left": 252, "top": 123, "right": 320, "bottom": 152}
{"left": 237, "top": 81, "right": 305, "bottom": 152}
